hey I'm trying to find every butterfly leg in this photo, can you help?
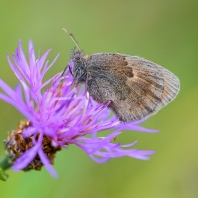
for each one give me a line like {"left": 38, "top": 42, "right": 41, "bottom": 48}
{"left": 61, "top": 64, "right": 73, "bottom": 77}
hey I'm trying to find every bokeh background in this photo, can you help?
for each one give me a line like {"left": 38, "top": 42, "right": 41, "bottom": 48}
{"left": 0, "top": 0, "right": 198, "bottom": 197}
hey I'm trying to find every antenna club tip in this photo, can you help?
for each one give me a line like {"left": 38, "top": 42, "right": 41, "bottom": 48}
{"left": 62, "top": 28, "right": 67, "bottom": 33}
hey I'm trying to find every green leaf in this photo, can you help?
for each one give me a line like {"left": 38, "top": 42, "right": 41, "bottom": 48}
{"left": 0, "top": 168, "right": 8, "bottom": 181}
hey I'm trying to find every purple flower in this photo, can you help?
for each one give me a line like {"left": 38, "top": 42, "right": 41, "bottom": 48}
{"left": 0, "top": 40, "right": 158, "bottom": 178}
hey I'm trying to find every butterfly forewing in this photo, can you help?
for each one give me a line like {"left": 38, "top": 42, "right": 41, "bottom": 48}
{"left": 86, "top": 53, "right": 180, "bottom": 122}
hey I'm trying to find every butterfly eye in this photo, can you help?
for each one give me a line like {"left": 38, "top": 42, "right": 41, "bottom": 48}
{"left": 75, "top": 55, "right": 81, "bottom": 61}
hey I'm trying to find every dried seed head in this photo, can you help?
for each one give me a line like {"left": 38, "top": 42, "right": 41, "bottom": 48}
{"left": 4, "top": 120, "right": 61, "bottom": 171}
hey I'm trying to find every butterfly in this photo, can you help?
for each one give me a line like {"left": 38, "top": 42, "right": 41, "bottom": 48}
{"left": 63, "top": 29, "right": 180, "bottom": 122}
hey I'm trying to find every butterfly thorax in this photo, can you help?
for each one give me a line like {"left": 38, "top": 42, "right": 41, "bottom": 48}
{"left": 70, "top": 49, "right": 88, "bottom": 84}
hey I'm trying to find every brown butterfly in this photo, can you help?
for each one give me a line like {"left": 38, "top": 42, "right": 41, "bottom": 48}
{"left": 63, "top": 29, "right": 180, "bottom": 122}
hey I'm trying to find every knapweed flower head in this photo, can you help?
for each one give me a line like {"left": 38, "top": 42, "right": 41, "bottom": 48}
{"left": 0, "top": 40, "right": 157, "bottom": 178}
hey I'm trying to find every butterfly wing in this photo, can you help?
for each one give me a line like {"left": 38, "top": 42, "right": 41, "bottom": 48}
{"left": 86, "top": 53, "right": 180, "bottom": 122}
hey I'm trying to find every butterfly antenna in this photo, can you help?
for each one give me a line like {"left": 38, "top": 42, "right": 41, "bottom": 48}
{"left": 62, "top": 28, "right": 81, "bottom": 51}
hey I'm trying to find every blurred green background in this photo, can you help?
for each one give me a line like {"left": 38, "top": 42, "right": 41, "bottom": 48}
{"left": 0, "top": 0, "right": 198, "bottom": 197}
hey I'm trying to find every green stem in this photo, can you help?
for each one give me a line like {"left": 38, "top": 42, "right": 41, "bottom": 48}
{"left": 0, "top": 155, "right": 12, "bottom": 170}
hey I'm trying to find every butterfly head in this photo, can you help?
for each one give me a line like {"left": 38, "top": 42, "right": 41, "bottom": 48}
{"left": 70, "top": 48, "right": 87, "bottom": 84}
